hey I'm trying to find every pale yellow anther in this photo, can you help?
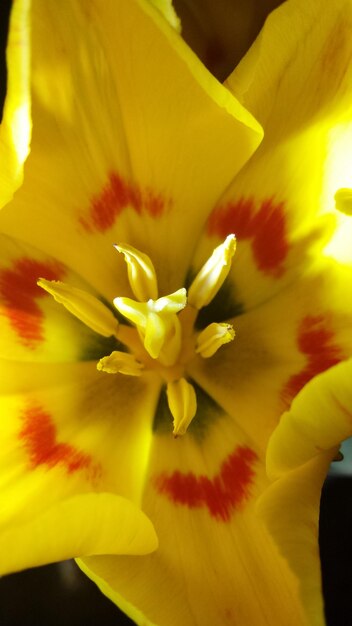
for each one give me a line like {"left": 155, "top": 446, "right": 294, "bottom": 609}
{"left": 167, "top": 378, "right": 197, "bottom": 436}
{"left": 97, "top": 351, "right": 144, "bottom": 376}
{"left": 114, "top": 243, "right": 158, "bottom": 301}
{"left": 38, "top": 279, "right": 119, "bottom": 337}
{"left": 196, "top": 322, "right": 235, "bottom": 358}
{"left": 188, "top": 234, "right": 236, "bottom": 310}
{"left": 114, "top": 289, "right": 186, "bottom": 364}
{"left": 334, "top": 188, "right": 352, "bottom": 215}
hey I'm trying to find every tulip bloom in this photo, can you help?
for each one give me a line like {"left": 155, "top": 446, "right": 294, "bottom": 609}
{"left": 0, "top": 1, "right": 351, "bottom": 625}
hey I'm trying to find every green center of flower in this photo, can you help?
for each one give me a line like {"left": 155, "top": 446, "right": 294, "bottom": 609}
{"left": 38, "top": 235, "right": 236, "bottom": 436}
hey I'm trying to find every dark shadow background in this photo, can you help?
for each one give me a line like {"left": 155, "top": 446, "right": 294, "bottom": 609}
{"left": 0, "top": 1, "right": 351, "bottom": 624}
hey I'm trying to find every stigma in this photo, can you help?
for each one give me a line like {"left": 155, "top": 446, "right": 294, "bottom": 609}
{"left": 38, "top": 236, "right": 236, "bottom": 436}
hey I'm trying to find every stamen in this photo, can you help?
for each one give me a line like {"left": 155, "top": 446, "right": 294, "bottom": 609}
{"left": 167, "top": 378, "right": 197, "bottom": 437}
{"left": 97, "top": 350, "right": 144, "bottom": 376}
{"left": 37, "top": 279, "right": 118, "bottom": 337}
{"left": 114, "top": 243, "right": 158, "bottom": 301}
{"left": 188, "top": 234, "right": 236, "bottom": 310}
{"left": 334, "top": 188, "right": 352, "bottom": 215}
{"left": 114, "top": 288, "right": 186, "bottom": 364}
{"left": 196, "top": 322, "right": 235, "bottom": 358}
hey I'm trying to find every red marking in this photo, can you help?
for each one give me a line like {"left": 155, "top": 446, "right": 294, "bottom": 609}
{"left": 207, "top": 197, "right": 288, "bottom": 276}
{"left": 155, "top": 446, "right": 257, "bottom": 522}
{"left": 19, "top": 405, "right": 98, "bottom": 477}
{"left": 80, "top": 172, "right": 170, "bottom": 233}
{"left": 0, "top": 258, "right": 65, "bottom": 346}
{"left": 283, "top": 315, "right": 343, "bottom": 402}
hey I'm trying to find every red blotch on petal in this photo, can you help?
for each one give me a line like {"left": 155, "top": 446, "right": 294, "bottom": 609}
{"left": 207, "top": 197, "right": 288, "bottom": 277}
{"left": 154, "top": 446, "right": 257, "bottom": 522}
{"left": 19, "top": 405, "right": 99, "bottom": 478}
{"left": 283, "top": 315, "right": 343, "bottom": 403}
{"left": 0, "top": 258, "right": 65, "bottom": 347}
{"left": 80, "top": 171, "right": 170, "bottom": 233}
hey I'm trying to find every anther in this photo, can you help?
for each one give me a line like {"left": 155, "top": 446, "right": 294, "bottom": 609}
{"left": 114, "top": 243, "right": 158, "bottom": 301}
{"left": 196, "top": 322, "right": 235, "bottom": 358}
{"left": 97, "top": 351, "right": 144, "bottom": 376}
{"left": 167, "top": 378, "right": 197, "bottom": 436}
{"left": 37, "top": 279, "right": 118, "bottom": 337}
{"left": 188, "top": 234, "right": 236, "bottom": 310}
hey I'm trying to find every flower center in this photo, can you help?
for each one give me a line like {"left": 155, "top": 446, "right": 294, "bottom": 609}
{"left": 38, "top": 235, "right": 236, "bottom": 436}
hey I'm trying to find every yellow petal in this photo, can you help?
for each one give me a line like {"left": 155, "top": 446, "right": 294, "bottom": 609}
{"left": 0, "top": 359, "right": 161, "bottom": 574}
{"left": 258, "top": 453, "right": 332, "bottom": 626}
{"left": 149, "top": 0, "right": 181, "bottom": 32}
{"left": 259, "top": 360, "right": 352, "bottom": 626}
{"left": 188, "top": 261, "right": 352, "bottom": 454}
{"left": 191, "top": 0, "right": 352, "bottom": 317}
{"left": 79, "top": 404, "right": 308, "bottom": 626}
{"left": 227, "top": 0, "right": 352, "bottom": 131}
{"left": 0, "top": 235, "right": 122, "bottom": 363}
{"left": 0, "top": 0, "right": 262, "bottom": 300}
{"left": 0, "top": 492, "right": 157, "bottom": 575}
{"left": 267, "top": 358, "right": 352, "bottom": 479}
{"left": 0, "top": 0, "right": 31, "bottom": 211}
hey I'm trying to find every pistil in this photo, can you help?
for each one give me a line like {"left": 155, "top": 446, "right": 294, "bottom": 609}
{"left": 114, "top": 288, "right": 187, "bottom": 365}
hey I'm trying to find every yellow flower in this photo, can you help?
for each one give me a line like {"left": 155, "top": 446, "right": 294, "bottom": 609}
{"left": 0, "top": 1, "right": 352, "bottom": 626}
